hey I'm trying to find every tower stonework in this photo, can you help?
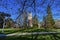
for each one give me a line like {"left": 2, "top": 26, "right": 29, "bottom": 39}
{"left": 28, "top": 12, "right": 33, "bottom": 27}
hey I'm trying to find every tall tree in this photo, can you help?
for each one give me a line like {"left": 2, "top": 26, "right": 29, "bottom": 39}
{"left": 15, "top": 0, "right": 28, "bottom": 27}
{"left": 0, "top": 12, "right": 11, "bottom": 28}
{"left": 33, "top": 14, "right": 38, "bottom": 27}
{"left": 46, "top": 5, "right": 55, "bottom": 28}
{"left": 23, "top": 10, "right": 28, "bottom": 27}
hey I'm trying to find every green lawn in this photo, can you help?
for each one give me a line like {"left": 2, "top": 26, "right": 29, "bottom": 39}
{"left": 0, "top": 34, "right": 60, "bottom": 40}
{"left": 0, "top": 27, "right": 60, "bottom": 40}
{"left": 0, "top": 27, "right": 60, "bottom": 34}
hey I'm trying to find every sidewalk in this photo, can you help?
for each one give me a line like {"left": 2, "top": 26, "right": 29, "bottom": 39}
{"left": 0, "top": 34, "right": 6, "bottom": 37}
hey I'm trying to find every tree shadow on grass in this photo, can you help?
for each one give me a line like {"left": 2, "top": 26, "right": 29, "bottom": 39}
{"left": 3, "top": 28, "right": 45, "bottom": 34}
{"left": 3, "top": 28, "right": 26, "bottom": 34}
{"left": 0, "top": 36, "right": 39, "bottom": 40}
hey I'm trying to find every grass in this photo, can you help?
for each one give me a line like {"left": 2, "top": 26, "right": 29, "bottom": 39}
{"left": 0, "top": 27, "right": 60, "bottom": 34}
{"left": 0, "top": 27, "right": 60, "bottom": 40}
{"left": 0, "top": 34, "right": 60, "bottom": 40}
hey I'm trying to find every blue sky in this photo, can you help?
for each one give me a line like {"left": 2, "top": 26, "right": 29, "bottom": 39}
{"left": 0, "top": 0, "right": 60, "bottom": 21}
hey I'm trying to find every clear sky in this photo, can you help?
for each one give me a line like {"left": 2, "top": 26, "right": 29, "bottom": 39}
{"left": 0, "top": 0, "right": 60, "bottom": 21}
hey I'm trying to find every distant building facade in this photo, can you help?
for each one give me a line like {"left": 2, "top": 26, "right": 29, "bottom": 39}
{"left": 55, "top": 20, "right": 60, "bottom": 28}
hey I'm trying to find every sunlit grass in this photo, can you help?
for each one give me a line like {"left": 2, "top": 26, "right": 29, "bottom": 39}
{"left": 0, "top": 27, "right": 60, "bottom": 34}
{"left": 0, "top": 27, "right": 60, "bottom": 40}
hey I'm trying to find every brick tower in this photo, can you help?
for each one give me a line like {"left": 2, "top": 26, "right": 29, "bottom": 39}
{"left": 28, "top": 12, "right": 33, "bottom": 27}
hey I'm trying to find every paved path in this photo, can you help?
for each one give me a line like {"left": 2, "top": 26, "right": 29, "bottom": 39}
{"left": 0, "top": 34, "right": 6, "bottom": 37}
{"left": 0, "top": 32, "right": 60, "bottom": 37}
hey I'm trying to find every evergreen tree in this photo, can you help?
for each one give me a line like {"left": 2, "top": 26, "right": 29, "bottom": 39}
{"left": 46, "top": 5, "right": 55, "bottom": 28}
{"left": 33, "top": 14, "right": 38, "bottom": 27}
{"left": 23, "top": 10, "right": 27, "bottom": 27}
